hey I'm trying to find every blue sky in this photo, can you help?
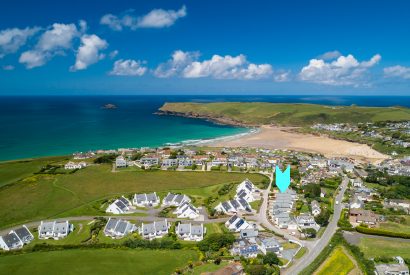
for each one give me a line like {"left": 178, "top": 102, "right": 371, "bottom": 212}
{"left": 0, "top": 0, "right": 409, "bottom": 95}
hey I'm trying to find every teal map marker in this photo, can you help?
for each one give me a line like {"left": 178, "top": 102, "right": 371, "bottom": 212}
{"left": 276, "top": 165, "right": 291, "bottom": 193}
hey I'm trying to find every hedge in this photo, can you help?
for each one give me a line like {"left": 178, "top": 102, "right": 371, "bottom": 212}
{"left": 356, "top": 226, "right": 410, "bottom": 239}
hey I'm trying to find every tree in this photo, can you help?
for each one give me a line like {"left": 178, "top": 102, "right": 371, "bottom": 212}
{"left": 303, "top": 183, "right": 321, "bottom": 199}
{"left": 197, "top": 233, "right": 235, "bottom": 252}
{"left": 302, "top": 228, "right": 317, "bottom": 238}
{"left": 262, "top": 252, "right": 279, "bottom": 266}
{"left": 315, "top": 209, "right": 330, "bottom": 226}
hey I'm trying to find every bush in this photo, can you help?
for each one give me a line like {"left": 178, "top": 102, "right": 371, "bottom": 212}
{"left": 198, "top": 233, "right": 235, "bottom": 252}
{"left": 94, "top": 154, "right": 117, "bottom": 164}
{"left": 262, "top": 252, "right": 280, "bottom": 266}
{"left": 356, "top": 226, "right": 410, "bottom": 239}
{"left": 315, "top": 209, "right": 330, "bottom": 227}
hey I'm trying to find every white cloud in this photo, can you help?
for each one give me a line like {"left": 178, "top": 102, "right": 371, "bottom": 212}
{"left": 299, "top": 54, "right": 381, "bottom": 86}
{"left": 109, "top": 50, "right": 119, "bottom": 59}
{"left": 137, "top": 5, "right": 186, "bottom": 28}
{"left": 0, "top": 27, "right": 39, "bottom": 58}
{"left": 383, "top": 65, "right": 410, "bottom": 79}
{"left": 155, "top": 50, "right": 274, "bottom": 80}
{"left": 109, "top": 59, "right": 147, "bottom": 76}
{"left": 19, "top": 23, "right": 81, "bottom": 68}
{"left": 273, "top": 71, "right": 291, "bottom": 82}
{"left": 318, "top": 50, "right": 341, "bottom": 60}
{"left": 2, "top": 65, "right": 15, "bottom": 71}
{"left": 70, "top": 34, "right": 108, "bottom": 71}
{"left": 154, "top": 50, "right": 199, "bottom": 78}
{"left": 100, "top": 6, "right": 187, "bottom": 31}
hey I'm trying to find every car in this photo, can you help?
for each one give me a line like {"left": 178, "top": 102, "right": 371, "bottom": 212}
{"left": 335, "top": 201, "right": 339, "bottom": 205}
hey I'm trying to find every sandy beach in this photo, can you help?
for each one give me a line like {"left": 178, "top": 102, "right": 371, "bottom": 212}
{"left": 210, "top": 125, "right": 388, "bottom": 163}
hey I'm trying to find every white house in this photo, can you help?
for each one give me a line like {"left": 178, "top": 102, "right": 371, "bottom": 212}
{"left": 296, "top": 214, "right": 320, "bottom": 231}
{"left": 349, "top": 196, "right": 364, "bottom": 209}
{"left": 106, "top": 196, "right": 132, "bottom": 214}
{"left": 351, "top": 178, "right": 363, "bottom": 188}
{"left": 38, "top": 220, "right": 73, "bottom": 240}
{"left": 259, "top": 237, "right": 283, "bottom": 255}
{"left": 104, "top": 218, "right": 136, "bottom": 239}
{"left": 162, "top": 158, "right": 178, "bottom": 167}
{"left": 162, "top": 193, "right": 191, "bottom": 207}
{"left": 139, "top": 219, "right": 169, "bottom": 239}
{"left": 173, "top": 201, "right": 200, "bottom": 219}
{"left": 133, "top": 192, "right": 160, "bottom": 207}
{"left": 176, "top": 223, "right": 205, "bottom": 241}
{"left": 0, "top": 225, "right": 33, "bottom": 251}
{"left": 115, "top": 156, "right": 127, "bottom": 168}
{"left": 225, "top": 215, "right": 251, "bottom": 232}
{"left": 311, "top": 200, "right": 321, "bottom": 216}
{"left": 64, "top": 161, "right": 87, "bottom": 170}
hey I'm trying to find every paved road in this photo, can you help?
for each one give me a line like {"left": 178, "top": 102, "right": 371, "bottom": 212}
{"left": 0, "top": 215, "right": 229, "bottom": 236}
{"left": 283, "top": 175, "right": 349, "bottom": 275}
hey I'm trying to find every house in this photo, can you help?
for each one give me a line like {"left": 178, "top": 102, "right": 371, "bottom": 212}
{"left": 115, "top": 156, "right": 127, "bottom": 168}
{"left": 173, "top": 201, "right": 200, "bottom": 219}
{"left": 132, "top": 192, "right": 160, "bottom": 207}
{"left": 0, "top": 225, "right": 34, "bottom": 251}
{"left": 176, "top": 223, "right": 205, "bottom": 241}
{"left": 225, "top": 215, "right": 251, "bottom": 232}
{"left": 260, "top": 237, "right": 283, "bottom": 255}
{"left": 351, "top": 178, "right": 363, "bottom": 188}
{"left": 375, "top": 257, "right": 409, "bottom": 275}
{"left": 235, "top": 179, "right": 257, "bottom": 202}
{"left": 162, "top": 193, "right": 191, "bottom": 207}
{"left": 215, "top": 198, "right": 251, "bottom": 214}
{"left": 349, "top": 196, "right": 364, "bottom": 209}
{"left": 311, "top": 200, "right": 321, "bottom": 216}
{"left": 38, "top": 220, "right": 73, "bottom": 240}
{"left": 296, "top": 214, "right": 320, "bottom": 231}
{"left": 139, "top": 219, "right": 169, "bottom": 239}
{"left": 273, "top": 212, "right": 291, "bottom": 228}
{"left": 240, "top": 229, "right": 258, "bottom": 239}
{"left": 104, "top": 218, "right": 136, "bottom": 239}
{"left": 140, "top": 157, "right": 159, "bottom": 166}
{"left": 106, "top": 196, "right": 132, "bottom": 214}
{"left": 162, "top": 158, "right": 178, "bottom": 167}
{"left": 233, "top": 241, "right": 259, "bottom": 258}
{"left": 178, "top": 157, "right": 194, "bottom": 167}
{"left": 349, "top": 209, "right": 378, "bottom": 226}
{"left": 64, "top": 161, "right": 87, "bottom": 170}
{"left": 385, "top": 199, "right": 410, "bottom": 214}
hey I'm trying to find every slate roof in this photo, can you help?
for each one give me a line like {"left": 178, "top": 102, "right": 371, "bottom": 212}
{"left": 14, "top": 226, "right": 33, "bottom": 242}
{"left": 2, "top": 232, "right": 21, "bottom": 248}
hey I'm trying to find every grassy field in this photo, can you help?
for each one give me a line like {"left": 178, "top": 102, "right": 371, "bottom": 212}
{"left": 379, "top": 216, "right": 410, "bottom": 234}
{"left": 314, "top": 246, "right": 355, "bottom": 275}
{"left": 0, "top": 249, "right": 198, "bottom": 275}
{"left": 0, "top": 163, "right": 265, "bottom": 229}
{"left": 0, "top": 156, "right": 68, "bottom": 187}
{"left": 191, "top": 262, "right": 228, "bottom": 274}
{"left": 205, "top": 223, "right": 226, "bottom": 234}
{"left": 359, "top": 238, "right": 410, "bottom": 258}
{"left": 159, "top": 102, "right": 410, "bottom": 126}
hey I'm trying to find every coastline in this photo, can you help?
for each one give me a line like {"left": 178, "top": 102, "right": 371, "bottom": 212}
{"left": 207, "top": 125, "right": 389, "bottom": 163}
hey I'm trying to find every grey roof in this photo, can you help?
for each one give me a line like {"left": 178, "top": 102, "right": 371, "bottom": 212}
{"left": 238, "top": 198, "right": 250, "bottom": 209}
{"left": 164, "top": 193, "right": 175, "bottom": 202}
{"left": 262, "top": 237, "right": 280, "bottom": 247}
{"left": 237, "top": 189, "right": 247, "bottom": 198}
{"left": 240, "top": 229, "right": 258, "bottom": 238}
{"left": 118, "top": 197, "right": 130, "bottom": 206}
{"left": 14, "top": 226, "right": 32, "bottom": 242}
{"left": 174, "top": 194, "right": 184, "bottom": 204}
{"left": 235, "top": 219, "right": 245, "bottom": 229}
{"left": 105, "top": 218, "right": 118, "bottom": 231}
{"left": 54, "top": 222, "right": 69, "bottom": 234}
{"left": 146, "top": 192, "right": 157, "bottom": 202}
{"left": 228, "top": 215, "right": 238, "bottom": 224}
{"left": 178, "top": 223, "right": 191, "bottom": 234}
{"left": 191, "top": 225, "right": 203, "bottom": 236}
{"left": 222, "top": 202, "right": 232, "bottom": 212}
{"left": 135, "top": 194, "right": 146, "bottom": 203}
{"left": 115, "top": 220, "right": 128, "bottom": 234}
{"left": 230, "top": 199, "right": 240, "bottom": 209}
{"left": 2, "top": 232, "right": 21, "bottom": 248}
{"left": 143, "top": 223, "right": 155, "bottom": 234}
{"left": 39, "top": 222, "right": 54, "bottom": 234}
{"left": 155, "top": 220, "right": 168, "bottom": 231}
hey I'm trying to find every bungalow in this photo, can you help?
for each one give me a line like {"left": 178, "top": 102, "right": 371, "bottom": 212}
{"left": 104, "top": 218, "right": 136, "bottom": 239}
{"left": 240, "top": 229, "right": 258, "bottom": 239}
{"left": 296, "top": 214, "right": 320, "bottom": 231}
{"left": 162, "top": 193, "right": 191, "bottom": 207}
{"left": 140, "top": 157, "right": 159, "bottom": 166}
{"left": 260, "top": 237, "right": 283, "bottom": 255}
{"left": 115, "top": 156, "right": 127, "bottom": 168}
{"left": 351, "top": 178, "right": 363, "bottom": 188}
{"left": 311, "top": 200, "right": 321, "bottom": 216}
{"left": 132, "top": 192, "right": 160, "bottom": 207}
{"left": 385, "top": 199, "right": 410, "bottom": 213}
{"left": 0, "top": 225, "right": 33, "bottom": 251}
{"left": 233, "top": 241, "right": 259, "bottom": 258}
{"left": 375, "top": 259, "right": 409, "bottom": 275}
{"left": 139, "top": 219, "right": 169, "bottom": 239}
{"left": 176, "top": 223, "right": 204, "bottom": 241}
{"left": 349, "top": 196, "right": 364, "bottom": 209}
{"left": 38, "top": 220, "right": 73, "bottom": 240}
{"left": 225, "top": 215, "right": 251, "bottom": 232}
{"left": 173, "top": 201, "right": 200, "bottom": 219}
{"left": 64, "top": 161, "right": 87, "bottom": 170}
{"left": 106, "top": 196, "right": 132, "bottom": 214}
{"left": 349, "top": 209, "right": 378, "bottom": 226}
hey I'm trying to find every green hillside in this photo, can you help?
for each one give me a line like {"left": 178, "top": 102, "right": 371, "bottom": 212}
{"left": 159, "top": 102, "right": 410, "bottom": 126}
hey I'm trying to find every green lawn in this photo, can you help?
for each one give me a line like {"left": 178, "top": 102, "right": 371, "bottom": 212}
{"left": 359, "top": 238, "right": 410, "bottom": 258}
{"left": 159, "top": 102, "right": 410, "bottom": 126}
{"left": 379, "top": 216, "right": 410, "bottom": 234}
{"left": 205, "top": 223, "right": 226, "bottom": 234}
{"left": 0, "top": 164, "right": 265, "bottom": 229}
{"left": 0, "top": 156, "right": 68, "bottom": 187}
{"left": 191, "top": 262, "right": 228, "bottom": 275}
{"left": 0, "top": 249, "right": 198, "bottom": 275}
{"left": 315, "top": 246, "right": 355, "bottom": 275}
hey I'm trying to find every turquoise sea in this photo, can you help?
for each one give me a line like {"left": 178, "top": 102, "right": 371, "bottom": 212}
{"left": 1, "top": 95, "right": 409, "bottom": 161}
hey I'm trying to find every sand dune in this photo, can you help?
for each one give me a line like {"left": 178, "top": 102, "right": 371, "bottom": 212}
{"left": 210, "top": 125, "right": 388, "bottom": 163}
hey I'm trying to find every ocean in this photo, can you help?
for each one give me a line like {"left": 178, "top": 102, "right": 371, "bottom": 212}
{"left": 1, "top": 95, "right": 409, "bottom": 161}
